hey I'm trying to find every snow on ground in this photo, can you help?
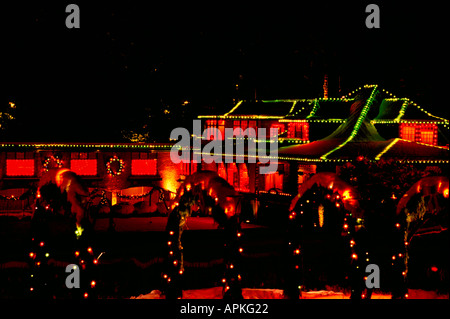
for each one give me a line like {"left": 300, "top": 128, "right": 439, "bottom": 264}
{"left": 94, "top": 216, "right": 264, "bottom": 232}
{"left": 131, "top": 287, "right": 448, "bottom": 299}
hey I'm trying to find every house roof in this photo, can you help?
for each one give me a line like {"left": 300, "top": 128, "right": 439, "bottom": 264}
{"left": 199, "top": 84, "right": 448, "bottom": 125}
{"left": 278, "top": 85, "right": 449, "bottom": 162}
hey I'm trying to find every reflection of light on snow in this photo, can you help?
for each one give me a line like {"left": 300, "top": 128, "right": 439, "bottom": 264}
{"left": 444, "top": 188, "right": 449, "bottom": 198}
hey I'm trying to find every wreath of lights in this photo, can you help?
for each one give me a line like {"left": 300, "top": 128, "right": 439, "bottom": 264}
{"left": 106, "top": 156, "right": 124, "bottom": 176}
{"left": 43, "top": 155, "right": 63, "bottom": 172}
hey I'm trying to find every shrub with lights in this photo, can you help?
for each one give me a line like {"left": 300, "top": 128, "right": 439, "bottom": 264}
{"left": 393, "top": 176, "right": 449, "bottom": 297}
{"left": 28, "top": 182, "right": 100, "bottom": 299}
{"left": 163, "top": 171, "right": 244, "bottom": 299}
{"left": 286, "top": 175, "right": 373, "bottom": 299}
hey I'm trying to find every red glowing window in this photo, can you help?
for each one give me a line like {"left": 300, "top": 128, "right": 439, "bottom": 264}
{"left": 264, "top": 171, "right": 283, "bottom": 191}
{"left": 70, "top": 159, "right": 97, "bottom": 176}
{"left": 205, "top": 120, "right": 225, "bottom": 140}
{"left": 238, "top": 163, "right": 250, "bottom": 192}
{"left": 401, "top": 126, "right": 416, "bottom": 142}
{"left": 131, "top": 159, "right": 157, "bottom": 175}
{"left": 227, "top": 163, "right": 238, "bottom": 188}
{"left": 180, "top": 160, "right": 197, "bottom": 176}
{"left": 420, "top": 130, "right": 434, "bottom": 145}
{"left": 6, "top": 159, "right": 35, "bottom": 176}
{"left": 287, "top": 122, "right": 309, "bottom": 140}
{"left": 218, "top": 162, "right": 227, "bottom": 180}
{"left": 270, "top": 123, "right": 285, "bottom": 137}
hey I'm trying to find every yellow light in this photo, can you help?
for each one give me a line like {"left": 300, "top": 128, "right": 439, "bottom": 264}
{"left": 342, "top": 190, "right": 351, "bottom": 200}
{"left": 239, "top": 248, "right": 243, "bottom": 253}
{"left": 75, "top": 225, "right": 84, "bottom": 238}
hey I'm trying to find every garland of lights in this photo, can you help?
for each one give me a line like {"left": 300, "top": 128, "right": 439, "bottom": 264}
{"left": 42, "top": 155, "right": 63, "bottom": 172}
{"left": 106, "top": 156, "right": 124, "bottom": 176}
{"left": 163, "top": 182, "right": 243, "bottom": 299}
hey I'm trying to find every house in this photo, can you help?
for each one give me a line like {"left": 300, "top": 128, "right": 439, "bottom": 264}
{"left": 196, "top": 84, "right": 449, "bottom": 195}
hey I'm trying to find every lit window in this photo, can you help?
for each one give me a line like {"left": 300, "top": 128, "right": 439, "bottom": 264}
{"left": 420, "top": 130, "right": 434, "bottom": 145}
{"left": 270, "top": 123, "right": 285, "bottom": 137}
{"left": 205, "top": 120, "right": 224, "bottom": 140}
{"left": 287, "top": 123, "right": 309, "bottom": 140}
{"left": 70, "top": 160, "right": 97, "bottom": 176}
{"left": 238, "top": 163, "right": 249, "bottom": 192}
{"left": 217, "top": 162, "right": 227, "bottom": 180}
{"left": 401, "top": 126, "right": 415, "bottom": 142}
{"left": 6, "top": 159, "right": 35, "bottom": 176}
{"left": 131, "top": 159, "right": 157, "bottom": 175}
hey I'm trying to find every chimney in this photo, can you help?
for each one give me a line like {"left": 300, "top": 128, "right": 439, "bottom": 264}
{"left": 323, "top": 74, "right": 329, "bottom": 99}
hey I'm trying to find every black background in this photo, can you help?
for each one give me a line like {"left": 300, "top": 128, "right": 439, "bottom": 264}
{"left": 1, "top": 1, "right": 444, "bottom": 142}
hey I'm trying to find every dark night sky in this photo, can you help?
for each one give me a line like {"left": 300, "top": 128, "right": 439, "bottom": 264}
{"left": 1, "top": 1, "right": 445, "bottom": 142}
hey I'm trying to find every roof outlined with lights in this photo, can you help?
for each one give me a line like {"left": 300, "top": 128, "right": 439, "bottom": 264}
{"left": 199, "top": 84, "right": 449, "bottom": 125}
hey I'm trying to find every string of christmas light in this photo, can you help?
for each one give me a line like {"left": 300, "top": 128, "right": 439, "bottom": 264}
{"left": 106, "top": 156, "right": 124, "bottom": 176}
{"left": 42, "top": 155, "right": 63, "bottom": 172}
{"left": 0, "top": 142, "right": 174, "bottom": 150}
{"left": 320, "top": 85, "right": 380, "bottom": 160}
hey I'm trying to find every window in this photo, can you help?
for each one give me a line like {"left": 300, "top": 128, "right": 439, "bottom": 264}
{"left": 238, "top": 163, "right": 249, "bottom": 192}
{"left": 205, "top": 120, "right": 225, "bottom": 140}
{"left": 71, "top": 160, "right": 97, "bottom": 176}
{"left": 401, "top": 126, "right": 415, "bottom": 142}
{"left": 5, "top": 152, "right": 35, "bottom": 176}
{"left": 420, "top": 130, "right": 434, "bottom": 145}
{"left": 287, "top": 122, "right": 309, "bottom": 140}
{"left": 270, "top": 123, "right": 285, "bottom": 138}
{"left": 70, "top": 152, "right": 97, "bottom": 175}
{"left": 264, "top": 172, "right": 283, "bottom": 191}
{"left": 6, "top": 160, "right": 35, "bottom": 176}
{"left": 400, "top": 124, "right": 437, "bottom": 145}
{"left": 217, "top": 162, "right": 227, "bottom": 180}
{"left": 233, "top": 120, "right": 256, "bottom": 137}
{"left": 131, "top": 159, "right": 157, "bottom": 175}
